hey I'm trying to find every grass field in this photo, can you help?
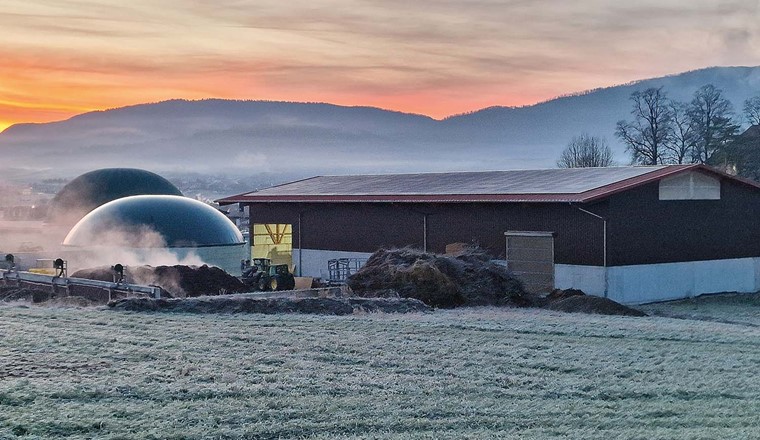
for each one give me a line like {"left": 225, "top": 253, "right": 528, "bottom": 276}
{"left": 1, "top": 296, "right": 759, "bottom": 439}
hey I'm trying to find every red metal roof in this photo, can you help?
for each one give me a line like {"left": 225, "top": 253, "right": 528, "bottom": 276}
{"left": 217, "top": 164, "right": 760, "bottom": 205}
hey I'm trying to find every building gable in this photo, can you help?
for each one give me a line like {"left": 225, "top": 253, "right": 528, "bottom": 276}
{"left": 658, "top": 171, "right": 721, "bottom": 200}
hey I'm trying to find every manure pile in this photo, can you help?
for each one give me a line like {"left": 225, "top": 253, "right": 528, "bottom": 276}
{"left": 346, "top": 248, "right": 646, "bottom": 316}
{"left": 71, "top": 264, "right": 246, "bottom": 298}
{"left": 545, "top": 293, "right": 647, "bottom": 317}
{"left": 347, "top": 248, "right": 528, "bottom": 308}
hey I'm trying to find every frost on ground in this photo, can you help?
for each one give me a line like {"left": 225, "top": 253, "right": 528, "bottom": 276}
{"left": 108, "top": 296, "right": 432, "bottom": 315}
{"left": 640, "top": 292, "right": 760, "bottom": 327}
{"left": 1, "top": 299, "right": 759, "bottom": 439}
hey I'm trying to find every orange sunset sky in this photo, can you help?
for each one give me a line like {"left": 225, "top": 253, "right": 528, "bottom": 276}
{"left": 1, "top": 0, "right": 759, "bottom": 132}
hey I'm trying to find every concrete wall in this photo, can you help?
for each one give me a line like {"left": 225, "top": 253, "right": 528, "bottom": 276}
{"left": 59, "top": 245, "right": 246, "bottom": 277}
{"left": 554, "top": 264, "right": 606, "bottom": 296}
{"left": 606, "top": 258, "right": 760, "bottom": 304}
{"left": 190, "top": 245, "right": 247, "bottom": 276}
{"left": 292, "top": 248, "right": 373, "bottom": 278}
{"left": 557, "top": 257, "right": 760, "bottom": 304}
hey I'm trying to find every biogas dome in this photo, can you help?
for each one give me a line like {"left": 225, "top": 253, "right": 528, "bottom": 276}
{"left": 63, "top": 195, "right": 245, "bottom": 274}
{"left": 49, "top": 168, "right": 184, "bottom": 226}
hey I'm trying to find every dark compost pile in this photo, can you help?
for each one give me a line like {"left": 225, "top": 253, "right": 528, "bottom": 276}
{"left": 71, "top": 264, "right": 247, "bottom": 298}
{"left": 346, "top": 248, "right": 528, "bottom": 308}
{"left": 545, "top": 293, "right": 647, "bottom": 317}
{"left": 109, "top": 296, "right": 431, "bottom": 315}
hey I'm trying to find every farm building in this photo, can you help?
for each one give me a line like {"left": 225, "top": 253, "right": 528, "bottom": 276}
{"left": 217, "top": 164, "right": 760, "bottom": 304}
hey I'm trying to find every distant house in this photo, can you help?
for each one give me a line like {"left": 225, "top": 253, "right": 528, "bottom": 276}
{"left": 218, "top": 165, "right": 760, "bottom": 304}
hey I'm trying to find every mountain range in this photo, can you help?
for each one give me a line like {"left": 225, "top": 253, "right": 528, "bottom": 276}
{"left": 1, "top": 66, "right": 759, "bottom": 182}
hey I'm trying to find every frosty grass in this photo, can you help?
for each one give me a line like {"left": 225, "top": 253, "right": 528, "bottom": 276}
{"left": 1, "top": 295, "right": 759, "bottom": 439}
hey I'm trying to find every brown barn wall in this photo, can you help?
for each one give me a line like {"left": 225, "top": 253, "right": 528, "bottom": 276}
{"left": 606, "top": 179, "right": 760, "bottom": 266}
{"left": 247, "top": 201, "right": 607, "bottom": 266}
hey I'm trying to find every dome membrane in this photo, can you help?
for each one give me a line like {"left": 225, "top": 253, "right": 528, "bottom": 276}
{"left": 63, "top": 195, "right": 244, "bottom": 248}
{"left": 50, "top": 168, "right": 183, "bottom": 220}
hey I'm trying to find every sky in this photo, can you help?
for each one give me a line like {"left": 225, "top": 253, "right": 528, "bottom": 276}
{"left": 1, "top": 0, "right": 759, "bottom": 131}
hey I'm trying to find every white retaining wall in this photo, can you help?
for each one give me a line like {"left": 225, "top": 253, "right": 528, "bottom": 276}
{"left": 292, "top": 249, "right": 760, "bottom": 304}
{"left": 556, "top": 257, "right": 760, "bottom": 304}
{"left": 292, "top": 249, "right": 373, "bottom": 278}
{"left": 554, "top": 264, "right": 607, "bottom": 297}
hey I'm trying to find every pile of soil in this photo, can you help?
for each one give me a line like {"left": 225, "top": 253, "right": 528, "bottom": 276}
{"left": 108, "top": 295, "right": 431, "bottom": 315}
{"left": 346, "top": 248, "right": 527, "bottom": 308}
{"left": 546, "top": 288, "right": 586, "bottom": 302}
{"left": 71, "top": 265, "right": 247, "bottom": 298}
{"left": 545, "top": 290, "right": 647, "bottom": 317}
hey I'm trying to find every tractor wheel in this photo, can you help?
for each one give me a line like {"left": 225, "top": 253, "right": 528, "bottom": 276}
{"left": 258, "top": 276, "right": 270, "bottom": 291}
{"left": 283, "top": 275, "right": 296, "bottom": 290}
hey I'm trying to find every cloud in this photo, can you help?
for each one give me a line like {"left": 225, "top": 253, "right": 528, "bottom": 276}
{"left": 1, "top": 0, "right": 759, "bottom": 122}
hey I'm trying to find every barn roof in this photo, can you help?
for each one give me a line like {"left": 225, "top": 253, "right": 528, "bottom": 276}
{"left": 217, "top": 164, "right": 760, "bottom": 204}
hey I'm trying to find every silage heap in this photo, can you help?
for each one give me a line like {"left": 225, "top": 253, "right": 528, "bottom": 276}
{"left": 347, "top": 248, "right": 529, "bottom": 308}
{"left": 71, "top": 264, "right": 246, "bottom": 298}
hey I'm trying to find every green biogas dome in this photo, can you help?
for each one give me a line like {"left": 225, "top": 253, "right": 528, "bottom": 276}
{"left": 63, "top": 195, "right": 244, "bottom": 274}
{"left": 50, "top": 168, "right": 183, "bottom": 222}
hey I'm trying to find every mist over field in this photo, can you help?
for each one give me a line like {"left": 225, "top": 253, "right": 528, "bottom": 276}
{"left": 1, "top": 66, "right": 759, "bottom": 181}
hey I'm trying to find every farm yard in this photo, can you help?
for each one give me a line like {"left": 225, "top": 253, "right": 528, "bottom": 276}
{"left": 0, "top": 296, "right": 759, "bottom": 439}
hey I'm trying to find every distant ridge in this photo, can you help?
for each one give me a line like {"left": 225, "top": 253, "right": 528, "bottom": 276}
{"left": 1, "top": 66, "right": 759, "bottom": 179}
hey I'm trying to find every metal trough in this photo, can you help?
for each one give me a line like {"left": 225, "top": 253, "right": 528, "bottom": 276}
{"left": 1, "top": 269, "right": 164, "bottom": 300}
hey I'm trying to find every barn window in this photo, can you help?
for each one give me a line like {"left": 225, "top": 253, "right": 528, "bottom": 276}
{"left": 658, "top": 172, "right": 720, "bottom": 200}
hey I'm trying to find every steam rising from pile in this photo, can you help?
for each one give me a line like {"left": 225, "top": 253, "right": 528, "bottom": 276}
{"left": 70, "top": 264, "right": 246, "bottom": 298}
{"left": 62, "top": 222, "right": 206, "bottom": 274}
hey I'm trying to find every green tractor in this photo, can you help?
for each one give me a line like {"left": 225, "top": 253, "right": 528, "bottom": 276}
{"left": 241, "top": 258, "right": 296, "bottom": 291}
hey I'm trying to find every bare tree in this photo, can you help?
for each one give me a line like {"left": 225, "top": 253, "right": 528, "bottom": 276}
{"left": 616, "top": 87, "right": 672, "bottom": 165}
{"left": 557, "top": 133, "right": 615, "bottom": 168}
{"left": 743, "top": 96, "right": 760, "bottom": 126}
{"left": 664, "top": 101, "right": 696, "bottom": 164}
{"left": 688, "top": 84, "right": 739, "bottom": 164}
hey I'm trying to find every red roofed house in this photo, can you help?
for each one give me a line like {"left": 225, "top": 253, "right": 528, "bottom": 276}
{"left": 218, "top": 165, "right": 760, "bottom": 304}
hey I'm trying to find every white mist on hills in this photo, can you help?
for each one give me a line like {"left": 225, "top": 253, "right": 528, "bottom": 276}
{"left": 1, "top": 66, "right": 759, "bottom": 180}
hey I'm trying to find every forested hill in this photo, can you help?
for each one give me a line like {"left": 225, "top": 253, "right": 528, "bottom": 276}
{"left": 1, "top": 66, "right": 758, "bottom": 180}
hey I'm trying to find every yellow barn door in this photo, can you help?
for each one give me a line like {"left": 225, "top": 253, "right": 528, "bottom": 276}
{"left": 252, "top": 224, "right": 293, "bottom": 268}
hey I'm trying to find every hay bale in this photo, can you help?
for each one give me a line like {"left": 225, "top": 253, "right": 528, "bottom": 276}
{"left": 347, "top": 247, "right": 527, "bottom": 308}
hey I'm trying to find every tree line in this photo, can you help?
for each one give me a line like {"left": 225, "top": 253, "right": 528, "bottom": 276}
{"left": 558, "top": 85, "right": 760, "bottom": 176}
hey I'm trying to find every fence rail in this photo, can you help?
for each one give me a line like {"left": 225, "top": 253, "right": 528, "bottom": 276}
{"left": 1, "top": 269, "right": 163, "bottom": 299}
